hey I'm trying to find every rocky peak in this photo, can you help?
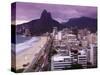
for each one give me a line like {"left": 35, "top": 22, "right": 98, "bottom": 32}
{"left": 40, "top": 9, "right": 52, "bottom": 20}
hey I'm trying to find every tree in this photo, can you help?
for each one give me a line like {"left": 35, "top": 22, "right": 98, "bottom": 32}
{"left": 71, "top": 64, "right": 83, "bottom": 69}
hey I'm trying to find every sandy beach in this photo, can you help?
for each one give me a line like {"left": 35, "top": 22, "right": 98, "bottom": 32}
{"left": 16, "top": 36, "right": 48, "bottom": 70}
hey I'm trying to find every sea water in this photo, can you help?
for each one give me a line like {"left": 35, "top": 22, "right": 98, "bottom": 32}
{"left": 11, "top": 35, "right": 40, "bottom": 54}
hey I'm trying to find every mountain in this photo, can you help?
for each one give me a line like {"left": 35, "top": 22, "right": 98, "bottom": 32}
{"left": 16, "top": 10, "right": 64, "bottom": 36}
{"left": 13, "top": 10, "right": 97, "bottom": 36}
{"left": 62, "top": 17, "right": 97, "bottom": 32}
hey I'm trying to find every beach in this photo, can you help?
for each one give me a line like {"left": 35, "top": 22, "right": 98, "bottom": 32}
{"left": 16, "top": 36, "right": 48, "bottom": 70}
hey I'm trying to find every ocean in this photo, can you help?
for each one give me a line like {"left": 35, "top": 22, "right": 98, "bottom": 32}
{"left": 12, "top": 35, "right": 40, "bottom": 54}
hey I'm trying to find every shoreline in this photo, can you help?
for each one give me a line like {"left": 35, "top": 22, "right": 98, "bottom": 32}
{"left": 15, "top": 36, "right": 48, "bottom": 70}
{"left": 12, "top": 36, "right": 41, "bottom": 55}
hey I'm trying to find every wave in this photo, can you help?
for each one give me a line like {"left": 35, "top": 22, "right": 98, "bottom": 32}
{"left": 12, "top": 35, "right": 40, "bottom": 54}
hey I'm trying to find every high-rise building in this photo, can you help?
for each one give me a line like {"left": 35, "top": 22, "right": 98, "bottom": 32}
{"left": 86, "top": 47, "right": 91, "bottom": 64}
{"left": 89, "top": 44, "right": 97, "bottom": 67}
{"left": 70, "top": 49, "right": 78, "bottom": 64}
{"left": 86, "top": 33, "right": 97, "bottom": 44}
{"left": 78, "top": 50, "right": 87, "bottom": 68}
{"left": 81, "top": 37, "right": 89, "bottom": 48}
{"left": 51, "top": 54, "right": 72, "bottom": 70}
{"left": 52, "top": 27, "right": 57, "bottom": 38}
{"left": 57, "top": 31, "right": 62, "bottom": 41}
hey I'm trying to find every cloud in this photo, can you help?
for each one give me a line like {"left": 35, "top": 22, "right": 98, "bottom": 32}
{"left": 12, "top": 2, "right": 97, "bottom": 24}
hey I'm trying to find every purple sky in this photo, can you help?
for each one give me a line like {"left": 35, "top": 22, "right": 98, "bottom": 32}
{"left": 12, "top": 2, "right": 97, "bottom": 24}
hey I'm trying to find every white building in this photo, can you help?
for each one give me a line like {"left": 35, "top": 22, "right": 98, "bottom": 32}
{"left": 62, "top": 34, "right": 78, "bottom": 47}
{"left": 52, "top": 27, "right": 57, "bottom": 38}
{"left": 89, "top": 44, "right": 97, "bottom": 67}
{"left": 57, "top": 31, "right": 62, "bottom": 41}
{"left": 67, "top": 34, "right": 77, "bottom": 42}
{"left": 78, "top": 50, "right": 87, "bottom": 68}
{"left": 87, "top": 33, "right": 97, "bottom": 44}
{"left": 78, "top": 55, "right": 87, "bottom": 68}
{"left": 51, "top": 54, "right": 72, "bottom": 70}
{"left": 81, "top": 38, "right": 88, "bottom": 48}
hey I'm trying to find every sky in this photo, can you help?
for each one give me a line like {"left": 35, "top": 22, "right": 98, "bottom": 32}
{"left": 11, "top": 2, "right": 97, "bottom": 24}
